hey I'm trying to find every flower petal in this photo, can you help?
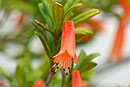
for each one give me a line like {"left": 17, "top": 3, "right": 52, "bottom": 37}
{"left": 72, "top": 70, "right": 82, "bottom": 87}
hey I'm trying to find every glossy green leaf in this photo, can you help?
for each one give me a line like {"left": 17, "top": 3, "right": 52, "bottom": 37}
{"left": 81, "top": 70, "right": 93, "bottom": 81}
{"left": 38, "top": 3, "right": 53, "bottom": 30}
{"left": 31, "top": 20, "right": 46, "bottom": 39}
{"left": 79, "top": 53, "right": 100, "bottom": 68}
{"left": 45, "top": 31, "right": 55, "bottom": 53}
{"left": 53, "top": 2, "right": 64, "bottom": 33}
{"left": 34, "top": 31, "right": 51, "bottom": 57}
{"left": 72, "top": 9, "right": 100, "bottom": 25}
{"left": 84, "top": 53, "right": 100, "bottom": 62}
{"left": 64, "top": 0, "right": 74, "bottom": 12}
{"left": 64, "top": 3, "right": 82, "bottom": 15}
{"left": 32, "top": 19, "right": 54, "bottom": 36}
{"left": 76, "top": 52, "right": 100, "bottom": 69}
{"left": 64, "top": 0, "right": 81, "bottom": 15}
{"left": 64, "top": 11, "right": 74, "bottom": 22}
{"left": 0, "top": 67, "right": 12, "bottom": 83}
{"left": 78, "top": 50, "right": 86, "bottom": 62}
{"left": 75, "top": 27, "right": 93, "bottom": 36}
{"left": 64, "top": 2, "right": 82, "bottom": 21}
{"left": 42, "top": 0, "right": 53, "bottom": 21}
{"left": 76, "top": 50, "right": 86, "bottom": 69}
{"left": 79, "top": 62, "right": 97, "bottom": 73}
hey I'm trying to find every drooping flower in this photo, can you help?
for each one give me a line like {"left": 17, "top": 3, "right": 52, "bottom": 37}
{"left": 51, "top": 21, "right": 78, "bottom": 75}
{"left": 72, "top": 70, "right": 82, "bottom": 87}
{"left": 33, "top": 79, "right": 44, "bottom": 87}
{"left": 109, "top": 0, "right": 129, "bottom": 62}
{"left": 109, "top": 19, "right": 127, "bottom": 62}
{"left": 118, "top": 0, "right": 130, "bottom": 21}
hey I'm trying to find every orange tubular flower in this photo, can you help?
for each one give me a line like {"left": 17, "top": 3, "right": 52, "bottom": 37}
{"left": 119, "top": 0, "right": 130, "bottom": 21}
{"left": 51, "top": 21, "right": 78, "bottom": 75}
{"left": 72, "top": 70, "right": 82, "bottom": 87}
{"left": 109, "top": 19, "right": 126, "bottom": 62}
{"left": 33, "top": 79, "right": 44, "bottom": 87}
{"left": 109, "top": 0, "right": 129, "bottom": 62}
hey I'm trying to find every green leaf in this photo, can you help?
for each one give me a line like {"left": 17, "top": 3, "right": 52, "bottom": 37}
{"left": 72, "top": 9, "right": 100, "bottom": 25}
{"left": 0, "top": 67, "right": 12, "bottom": 83}
{"left": 38, "top": 3, "right": 53, "bottom": 30}
{"left": 64, "top": 0, "right": 81, "bottom": 15}
{"left": 41, "top": 0, "right": 53, "bottom": 21}
{"left": 45, "top": 31, "right": 54, "bottom": 53}
{"left": 32, "top": 19, "right": 54, "bottom": 36}
{"left": 34, "top": 31, "right": 52, "bottom": 57}
{"left": 84, "top": 53, "right": 100, "bottom": 62}
{"left": 78, "top": 50, "right": 87, "bottom": 64}
{"left": 53, "top": 2, "right": 64, "bottom": 33}
{"left": 76, "top": 53, "right": 100, "bottom": 69}
{"left": 64, "top": 0, "right": 74, "bottom": 12}
{"left": 64, "top": 11, "right": 74, "bottom": 22}
{"left": 75, "top": 27, "right": 93, "bottom": 36}
{"left": 79, "top": 62, "right": 97, "bottom": 73}
{"left": 31, "top": 20, "right": 46, "bottom": 39}
{"left": 79, "top": 53, "right": 100, "bottom": 68}
{"left": 15, "top": 59, "right": 27, "bottom": 85}
{"left": 64, "top": 2, "right": 82, "bottom": 21}
{"left": 64, "top": 3, "right": 82, "bottom": 15}
{"left": 81, "top": 70, "right": 93, "bottom": 81}
{"left": 75, "top": 50, "right": 86, "bottom": 69}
